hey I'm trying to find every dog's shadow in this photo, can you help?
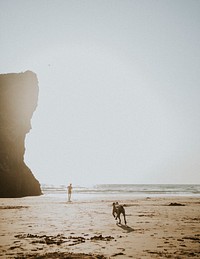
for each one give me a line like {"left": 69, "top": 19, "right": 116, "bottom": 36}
{"left": 116, "top": 223, "right": 134, "bottom": 233}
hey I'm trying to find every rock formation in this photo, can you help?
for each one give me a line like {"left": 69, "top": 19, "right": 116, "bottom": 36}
{"left": 0, "top": 71, "right": 42, "bottom": 197}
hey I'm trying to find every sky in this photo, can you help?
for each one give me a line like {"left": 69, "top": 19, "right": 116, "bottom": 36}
{"left": 1, "top": 0, "right": 200, "bottom": 186}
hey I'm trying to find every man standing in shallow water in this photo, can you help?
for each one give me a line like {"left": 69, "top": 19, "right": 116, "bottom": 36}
{"left": 67, "top": 183, "right": 72, "bottom": 202}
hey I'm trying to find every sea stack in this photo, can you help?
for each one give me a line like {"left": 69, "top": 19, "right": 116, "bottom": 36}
{"left": 0, "top": 71, "right": 42, "bottom": 197}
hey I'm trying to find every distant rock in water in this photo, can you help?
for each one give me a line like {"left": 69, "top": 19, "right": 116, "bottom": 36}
{"left": 0, "top": 71, "right": 42, "bottom": 197}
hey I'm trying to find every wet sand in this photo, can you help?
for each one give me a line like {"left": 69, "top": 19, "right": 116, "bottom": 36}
{"left": 0, "top": 195, "right": 200, "bottom": 258}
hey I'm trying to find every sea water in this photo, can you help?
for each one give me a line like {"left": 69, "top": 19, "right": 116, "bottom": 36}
{"left": 41, "top": 184, "right": 200, "bottom": 200}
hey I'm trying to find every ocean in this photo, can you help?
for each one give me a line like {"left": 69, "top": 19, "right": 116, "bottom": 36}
{"left": 41, "top": 184, "right": 200, "bottom": 200}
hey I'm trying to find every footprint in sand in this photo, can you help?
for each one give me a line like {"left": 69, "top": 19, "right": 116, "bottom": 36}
{"left": 112, "top": 252, "right": 125, "bottom": 257}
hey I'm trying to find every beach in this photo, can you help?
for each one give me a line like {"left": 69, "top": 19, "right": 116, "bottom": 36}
{"left": 0, "top": 192, "right": 200, "bottom": 258}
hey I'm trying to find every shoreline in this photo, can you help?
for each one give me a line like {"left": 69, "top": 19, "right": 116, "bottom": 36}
{"left": 0, "top": 195, "right": 200, "bottom": 258}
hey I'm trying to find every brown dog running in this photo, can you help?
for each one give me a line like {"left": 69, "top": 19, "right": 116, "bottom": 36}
{"left": 112, "top": 202, "right": 127, "bottom": 225}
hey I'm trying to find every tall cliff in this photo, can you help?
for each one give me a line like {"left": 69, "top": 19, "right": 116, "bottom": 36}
{"left": 0, "top": 71, "right": 42, "bottom": 197}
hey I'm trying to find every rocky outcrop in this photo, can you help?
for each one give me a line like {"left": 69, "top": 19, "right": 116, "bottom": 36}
{"left": 0, "top": 71, "right": 42, "bottom": 197}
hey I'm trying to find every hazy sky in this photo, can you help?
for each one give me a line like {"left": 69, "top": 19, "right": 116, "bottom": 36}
{"left": 1, "top": 0, "right": 200, "bottom": 186}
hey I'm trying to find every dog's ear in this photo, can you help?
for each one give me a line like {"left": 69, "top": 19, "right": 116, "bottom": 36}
{"left": 112, "top": 202, "right": 115, "bottom": 206}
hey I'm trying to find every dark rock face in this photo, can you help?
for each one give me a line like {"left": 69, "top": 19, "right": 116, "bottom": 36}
{"left": 0, "top": 71, "right": 42, "bottom": 197}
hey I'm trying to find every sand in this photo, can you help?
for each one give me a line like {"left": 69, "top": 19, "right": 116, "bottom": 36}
{"left": 0, "top": 195, "right": 200, "bottom": 258}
